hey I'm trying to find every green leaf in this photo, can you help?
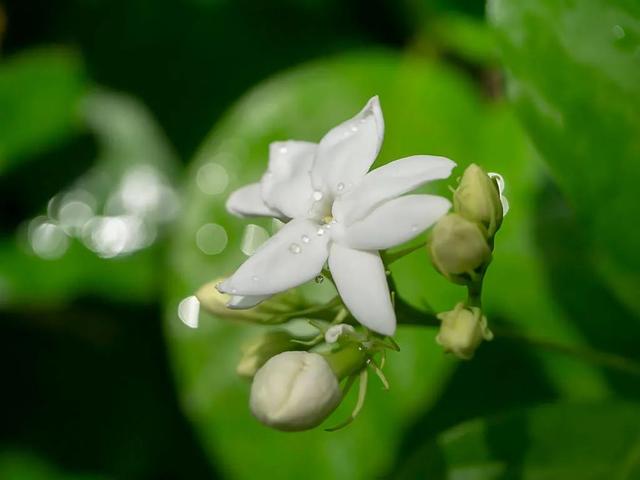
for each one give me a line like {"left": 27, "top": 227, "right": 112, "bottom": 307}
{"left": 487, "top": 0, "right": 640, "bottom": 315}
{"left": 397, "top": 402, "right": 640, "bottom": 479}
{"left": 0, "top": 48, "right": 87, "bottom": 173}
{"left": 164, "top": 51, "right": 608, "bottom": 479}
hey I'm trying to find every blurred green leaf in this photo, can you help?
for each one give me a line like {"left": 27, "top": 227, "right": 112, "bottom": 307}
{"left": 0, "top": 48, "right": 87, "bottom": 173}
{"left": 0, "top": 450, "right": 107, "bottom": 480}
{"left": 164, "top": 50, "right": 609, "bottom": 479}
{"left": 397, "top": 402, "right": 640, "bottom": 479}
{"left": 487, "top": 0, "right": 640, "bottom": 315}
{"left": 426, "top": 14, "right": 500, "bottom": 65}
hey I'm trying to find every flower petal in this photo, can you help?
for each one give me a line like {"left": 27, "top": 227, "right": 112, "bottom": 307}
{"left": 226, "top": 183, "right": 282, "bottom": 218}
{"left": 226, "top": 294, "right": 270, "bottom": 309}
{"left": 343, "top": 194, "right": 451, "bottom": 250}
{"left": 311, "top": 96, "right": 384, "bottom": 197}
{"left": 328, "top": 243, "right": 395, "bottom": 336}
{"left": 333, "top": 155, "right": 455, "bottom": 225}
{"left": 218, "top": 218, "right": 329, "bottom": 296}
{"left": 261, "top": 141, "right": 316, "bottom": 218}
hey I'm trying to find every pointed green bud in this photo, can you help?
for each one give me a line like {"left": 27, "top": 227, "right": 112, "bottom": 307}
{"left": 195, "top": 278, "right": 305, "bottom": 324}
{"left": 453, "top": 163, "right": 503, "bottom": 237}
{"left": 237, "top": 330, "right": 300, "bottom": 379}
{"left": 429, "top": 213, "right": 492, "bottom": 284}
{"left": 436, "top": 303, "right": 493, "bottom": 360}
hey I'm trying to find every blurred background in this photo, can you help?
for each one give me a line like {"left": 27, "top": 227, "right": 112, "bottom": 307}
{"left": 1, "top": 0, "right": 639, "bottom": 478}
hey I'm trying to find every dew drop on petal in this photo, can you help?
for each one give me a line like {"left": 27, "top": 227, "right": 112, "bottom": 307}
{"left": 488, "top": 172, "right": 505, "bottom": 193}
{"left": 312, "top": 191, "right": 324, "bottom": 201}
{"left": 336, "top": 182, "right": 345, "bottom": 192}
{"left": 316, "top": 228, "right": 325, "bottom": 236}
{"left": 315, "top": 275, "right": 324, "bottom": 284}
{"left": 178, "top": 295, "right": 200, "bottom": 329}
{"left": 289, "top": 243, "right": 301, "bottom": 254}
{"left": 301, "top": 234, "right": 310, "bottom": 244}
{"left": 350, "top": 125, "right": 358, "bottom": 132}
{"left": 279, "top": 146, "right": 288, "bottom": 154}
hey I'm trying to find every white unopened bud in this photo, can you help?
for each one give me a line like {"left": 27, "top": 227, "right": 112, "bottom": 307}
{"left": 250, "top": 351, "right": 342, "bottom": 431}
{"left": 436, "top": 303, "right": 493, "bottom": 360}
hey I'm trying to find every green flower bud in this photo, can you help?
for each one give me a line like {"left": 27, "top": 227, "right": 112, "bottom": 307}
{"left": 429, "top": 213, "right": 492, "bottom": 284}
{"left": 453, "top": 163, "right": 503, "bottom": 237}
{"left": 196, "top": 278, "right": 305, "bottom": 324}
{"left": 237, "top": 330, "right": 300, "bottom": 379}
{"left": 436, "top": 303, "right": 493, "bottom": 360}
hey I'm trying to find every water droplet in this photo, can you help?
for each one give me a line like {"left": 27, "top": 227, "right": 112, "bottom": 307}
{"left": 350, "top": 125, "right": 358, "bottom": 132}
{"left": 612, "top": 24, "right": 625, "bottom": 40}
{"left": 315, "top": 275, "right": 324, "bottom": 284}
{"left": 336, "top": 182, "right": 345, "bottom": 192}
{"left": 289, "top": 243, "right": 301, "bottom": 254}
{"left": 301, "top": 234, "right": 310, "bottom": 244}
{"left": 312, "top": 191, "right": 323, "bottom": 201}
{"left": 196, "top": 223, "right": 228, "bottom": 255}
{"left": 252, "top": 275, "right": 259, "bottom": 282}
{"left": 316, "top": 227, "right": 325, "bottom": 236}
{"left": 385, "top": 270, "right": 391, "bottom": 276}
{"left": 178, "top": 295, "right": 200, "bottom": 329}
{"left": 279, "top": 146, "right": 288, "bottom": 154}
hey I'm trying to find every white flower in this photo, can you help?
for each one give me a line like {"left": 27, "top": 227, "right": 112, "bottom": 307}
{"left": 250, "top": 351, "right": 341, "bottom": 431}
{"left": 219, "top": 96, "right": 455, "bottom": 335}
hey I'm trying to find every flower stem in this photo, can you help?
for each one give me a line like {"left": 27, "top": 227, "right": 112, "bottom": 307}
{"left": 394, "top": 295, "right": 640, "bottom": 378}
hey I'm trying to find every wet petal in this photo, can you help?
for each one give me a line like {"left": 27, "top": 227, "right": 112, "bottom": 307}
{"left": 311, "top": 96, "right": 384, "bottom": 197}
{"left": 343, "top": 194, "right": 451, "bottom": 250}
{"left": 333, "top": 155, "right": 455, "bottom": 225}
{"left": 262, "top": 141, "right": 316, "bottom": 218}
{"left": 226, "top": 183, "right": 282, "bottom": 218}
{"left": 328, "top": 243, "right": 395, "bottom": 336}
{"left": 218, "top": 218, "right": 329, "bottom": 296}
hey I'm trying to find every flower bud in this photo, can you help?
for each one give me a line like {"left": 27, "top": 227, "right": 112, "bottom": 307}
{"left": 453, "top": 163, "right": 503, "bottom": 237}
{"left": 237, "top": 331, "right": 298, "bottom": 379}
{"left": 250, "top": 351, "right": 342, "bottom": 431}
{"left": 436, "top": 303, "right": 493, "bottom": 359}
{"left": 429, "top": 213, "right": 492, "bottom": 284}
{"left": 196, "top": 279, "right": 303, "bottom": 324}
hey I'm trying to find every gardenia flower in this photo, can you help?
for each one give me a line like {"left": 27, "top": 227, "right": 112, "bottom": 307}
{"left": 218, "top": 96, "right": 455, "bottom": 335}
{"left": 250, "top": 351, "right": 342, "bottom": 431}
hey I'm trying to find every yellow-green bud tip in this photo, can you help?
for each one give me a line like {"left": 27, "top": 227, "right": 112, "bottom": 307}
{"left": 453, "top": 163, "right": 503, "bottom": 237}
{"left": 436, "top": 303, "right": 493, "bottom": 360}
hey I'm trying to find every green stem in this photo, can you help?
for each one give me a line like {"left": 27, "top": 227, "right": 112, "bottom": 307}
{"left": 492, "top": 326, "right": 640, "bottom": 377}
{"left": 384, "top": 242, "right": 427, "bottom": 265}
{"left": 395, "top": 295, "right": 640, "bottom": 378}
